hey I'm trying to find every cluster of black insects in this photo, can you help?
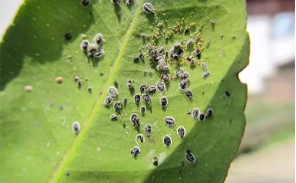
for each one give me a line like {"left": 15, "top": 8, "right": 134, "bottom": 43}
{"left": 71, "top": 0, "right": 215, "bottom": 166}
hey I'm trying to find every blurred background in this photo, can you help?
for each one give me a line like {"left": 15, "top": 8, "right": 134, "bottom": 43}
{"left": 1, "top": 0, "right": 295, "bottom": 182}
{"left": 229, "top": 0, "right": 295, "bottom": 182}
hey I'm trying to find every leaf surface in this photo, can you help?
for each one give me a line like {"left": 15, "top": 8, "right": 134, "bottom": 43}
{"left": 0, "top": 0, "right": 249, "bottom": 182}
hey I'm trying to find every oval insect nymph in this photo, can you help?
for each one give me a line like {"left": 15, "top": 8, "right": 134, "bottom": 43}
{"left": 71, "top": 122, "right": 80, "bottom": 134}
{"left": 206, "top": 108, "right": 213, "bottom": 118}
{"left": 156, "top": 81, "right": 166, "bottom": 92}
{"left": 142, "top": 94, "right": 152, "bottom": 104}
{"left": 108, "top": 86, "right": 118, "bottom": 98}
{"left": 113, "top": 101, "right": 122, "bottom": 112}
{"left": 192, "top": 108, "right": 199, "bottom": 119}
{"left": 160, "top": 96, "right": 168, "bottom": 107}
{"left": 139, "top": 84, "right": 148, "bottom": 93}
{"left": 130, "top": 113, "right": 140, "bottom": 128}
{"left": 80, "top": 39, "right": 89, "bottom": 52}
{"left": 93, "top": 33, "right": 103, "bottom": 45}
{"left": 143, "top": 2, "right": 154, "bottom": 14}
{"left": 110, "top": 114, "right": 117, "bottom": 121}
{"left": 185, "top": 89, "right": 193, "bottom": 100}
{"left": 134, "top": 94, "right": 141, "bottom": 105}
{"left": 163, "top": 135, "right": 172, "bottom": 147}
{"left": 198, "top": 112, "right": 206, "bottom": 122}
{"left": 177, "top": 126, "right": 186, "bottom": 138}
{"left": 185, "top": 150, "right": 196, "bottom": 164}
{"left": 164, "top": 116, "right": 175, "bottom": 127}
{"left": 144, "top": 124, "right": 152, "bottom": 136}
{"left": 140, "top": 106, "right": 146, "bottom": 114}
{"left": 147, "top": 86, "right": 157, "bottom": 94}
{"left": 130, "top": 146, "right": 141, "bottom": 157}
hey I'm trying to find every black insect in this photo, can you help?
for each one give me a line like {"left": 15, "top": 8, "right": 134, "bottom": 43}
{"left": 93, "top": 33, "right": 103, "bottom": 45}
{"left": 87, "top": 87, "right": 92, "bottom": 93}
{"left": 130, "top": 146, "right": 141, "bottom": 158}
{"left": 64, "top": 33, "right": 72, "bottom": 40}
{"left": 140, "top": 106, "right": 146, "bottom": 114}
{"left": 156, "top": 60, "right": 169, "bottom": 71}
{"left": 225, "top": 91, "right": 230, "bottom": 97}
{"left": 80, "top": 39, "right": 89, "bottom": 52}
{"left": 113, "top": 101, "right": 123, "bottom": 112}
{"left": 198, "top": 112, "right": 206, "bottom": 122}
{"left": 160, "top": 96, "right": 168, "bottom": 107}
{"left": 130, "top": 113, "right": 140, "bottom": 128}
{"left": 104, "top": 96, "right": 113, "bottom": 106}
{"left": 81, "top": 0, "right": 90, "bottom": 6}
{"left": 156, "top": 81, "right": 166, "bottom": 92}
{"left": 96, "top": 48, "right": 105, "bottom": 58}
{"left": 186, "top": 56, "right": 195, "bottom": 66}
{"left": 179, "top": 79, "right": 189, "bottom": 90}
{"left": 142, "top": 94, "right": 151, "bottom": 104}
{"left": 111, "top": 0, "right": 120, "bottom": 5}
{"left": 71, "top": 122, "right": 80, "bottom": 134}
{"left": 169, "top": 43, "right": 183, "bottom": 60}
{"left": 176, "top": 68, "right": 184, "bottom": 78}
{"left": 141, "top": 35, "right": 146, "bottom": 41}
{"left": 180, "top": 72, "right": 190, "bottom": 80}
{"left": 143, "top": 2, "right": 154, "bottom": 14}
{"left": 201, "top": 63, "right": 208, "bottom": 71}
{"left": 185, "top": 89, "right": 193, "bottom": 100}
{"left": 144, "top": 124, "right": 152, "bottom": 136}
{"left": 123, "top": 97, "right": 127, "bottom": 105}
{"left": 203, "top": 71, "right": 211, "bottom": 79}
{"left": 184, "top": 29, "right": 190, "bottom": 34}
{"left": 78, "top": 80, "right": 82, "bottom": 89}
{"left": 87, "top": 43, "right": 104, "bottom": 58}
{"left": 206, "top": 108, "right": 213, "bottom": 118}
{"left": 196, "top": 49, "right": 201, "bottom": 60}
{"left": 163, "top": 135, "right": 172, "bottom": 147}
{"left": 192, "top": 108, "right": 199, "bottom": 119}
{"left": 136, "top": 134, "right": 145, "bottom": 143}
{"left": 177, "top": 126, "right": 186, "bottom": 138}
{"left": 164, "top": 116, "right": 175, "bottom": 127}
{"left": 126, "top": 80, "right": 134, "bottom": 89}
{"left": 139, "top": 84, "right": 148, "bottom": 93}
{"left": 108, "top": 86, "right": 118, "bottom": 98}
{"left": 133, "top": 57, "right": 140, "bottom": 62}
{"left": 110, "top": 114, "right": 117, "bottom": 121}
{"left": 134, "top": 94, "right": 141, "bottom": 105}
{"left": 139, "top": 53, "right": 145, "bottom": 60}
{"left": 74, "top": 76, "right": 80, "bottom": 82}
{"left": 185, "top": 150, "right": 196, "bottom": 164}
{"left": 153, "top": 157, "right": 158, "bottom": 166}
{"left": 161, "top": 73, "right": 170, "bottom": 83}
{"left": 147, "top": 86, "right": 157, "bottom": 94}
{"left": 99, "top": 73, "right": 104, "bottom": 76}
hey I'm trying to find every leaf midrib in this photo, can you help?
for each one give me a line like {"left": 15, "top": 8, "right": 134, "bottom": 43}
{"left": 50, "top": 1, "right": 144, "bottom": 182}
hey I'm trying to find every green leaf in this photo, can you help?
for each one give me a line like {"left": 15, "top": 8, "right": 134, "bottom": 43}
{"left": 0, "top": 0, "right": 249, "bottom": 182}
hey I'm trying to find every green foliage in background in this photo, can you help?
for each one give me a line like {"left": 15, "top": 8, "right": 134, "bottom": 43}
{"left": 0, "top": 0, "right": 249, "bottom": 182}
